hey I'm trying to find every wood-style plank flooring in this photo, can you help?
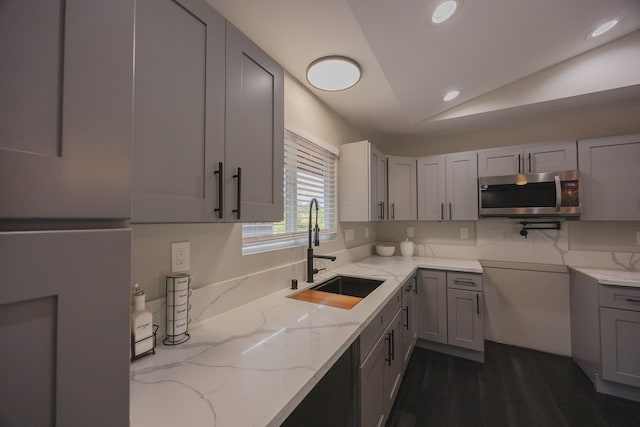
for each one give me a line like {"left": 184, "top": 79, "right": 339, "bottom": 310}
{"left": 387, "top": 341, "right": 640, "bottom": 427}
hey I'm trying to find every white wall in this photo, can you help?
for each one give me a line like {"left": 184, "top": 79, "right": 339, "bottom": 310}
{"left": 132, "top": 73, "right": 372, "bottom": 303}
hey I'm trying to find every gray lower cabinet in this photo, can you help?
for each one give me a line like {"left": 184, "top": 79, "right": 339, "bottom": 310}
{"left": 225, "top": 24, "right": 284, "bottom": 222}
{"left": 417, "top": 270, "right": 448, "bottom": 343}
{"left": 401, "top": 276, "right": 418, "bottom": 369}
{"left": 447, "top": 288, "right": 484, "bottom": 352}
{"left": 600, "top": 307, "right": 640, "bottom": 387}
{"left": 133, "top": 0, "right": 225, "bottom": 223}
{"left": 132, "top": 0, "right": 284, "bottom": 223}
{"left": 0, "top": 0, "right": 133, "bottom": 219}
{"left": 570, "top": 269, "right": 640, "bottom": 400}
{"left": 0, "top": 229, "right": 131, "bottom": 426}
{"left": 359, "top": 288, "right": 406, "bottom": 427}
{"left": 417, "top": 269, "right": 485, "bottom": 358}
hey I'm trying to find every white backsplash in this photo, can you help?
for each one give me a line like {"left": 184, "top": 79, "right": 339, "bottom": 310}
{"left": 146, "top": 244, "right": 373, "bottom": 337}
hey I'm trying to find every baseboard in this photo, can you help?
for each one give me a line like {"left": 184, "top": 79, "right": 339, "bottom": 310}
{"left": 416, "top": 338, "right": 484, "bottom": 363}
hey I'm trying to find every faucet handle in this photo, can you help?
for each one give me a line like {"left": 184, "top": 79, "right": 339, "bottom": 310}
{"left": 313, "top": 267, "right": 326, "bottom": 275}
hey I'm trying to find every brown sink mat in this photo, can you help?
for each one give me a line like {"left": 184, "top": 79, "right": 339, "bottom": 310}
{"left": 288, "top": 289, "right": 363, "bottom": 310}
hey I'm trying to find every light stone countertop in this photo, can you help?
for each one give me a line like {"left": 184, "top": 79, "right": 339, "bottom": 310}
{"left": 129, "top": 256, "right": 482, "bottom": 427}
{"left": 570, "top": 267, "right": 640, "bottom": 288}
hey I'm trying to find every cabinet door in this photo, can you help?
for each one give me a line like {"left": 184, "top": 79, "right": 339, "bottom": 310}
{"left": 600, "top": 307, "right": 640, "bottom": 388}
{"left": 445, "top": 151, "right": 478, "bottom": 220}
{"left": 401, "top": 282, "right": 417, "bottom": 370}
{"left": 477, "top": 146, "right": 523, "bottom": 177}
{"left": 417, "top": 155, "right": 446, "bottom": 220}
{"left": 0, "top": 230, "right": 131, "bottom": 426}
{"left": 578, "top": 134, "right": 640, "bottom": 220}
{"left": 383, "top": 311, "right": 404, "bottom": 418}
{"left": 524, "top": 140, "right": 577, "bottom": 173}
{"left": 0, "top": 0, "right": 133, "bottom": 219}
{"left": 387, "top": 156, "right": 417, "bottom": 220}
{"left": 371, "top": 145, "right": 388, "bottom": 221}
{"left": 360, "top": 336, "right": 386, "bottom": 427}
{"left": 225, "top": 24, "right": 284, "bottom": 222}
{"left": 133, "top": 0, "right": 225, "bottom": 223}
{"left": 447, "top": 289, "right": 484, "bottom": 352}
{"left": 417, "top": 270, "right": 448, "bottom": 343}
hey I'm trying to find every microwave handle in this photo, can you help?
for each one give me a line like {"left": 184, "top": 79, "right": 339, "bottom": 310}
{"left": 554, "top": 175, "right": 561, "bottom": 211}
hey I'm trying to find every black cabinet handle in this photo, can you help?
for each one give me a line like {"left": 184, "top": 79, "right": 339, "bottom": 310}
{"left": 440, "top": 203, "right": 444, "bottom": 221}
{"left": 391, "top": 203, "right": 395, "bottom": 220}
{"left": 390, "top": 329, "right": 395, "bottom": 361}
{"left": 449, "top": 202, "right": 452, "bottom": 220}
{"left": 476, "top": 293, "right": 480, "bottom": 315}
{"left": 384, "top": 333, "right": 392, "bottom": 366}
{"left": 214, "top": 162, "right": 223, "bottom": 219}
{"left": 626, "top": 298, "right": 640, "bottom": 304}
{"left": 403, "top": 306, "right": 409, "bottom": 330}
{"left": 528, "top": 153, "right": 532, "bottom": 172}
{"left": 518, "top": 154, "right": 521, "bottom": 173}
{"left": 233, "top": 167, "right": 241, "bottom": 219}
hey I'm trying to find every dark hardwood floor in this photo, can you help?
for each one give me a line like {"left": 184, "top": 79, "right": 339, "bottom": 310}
{"left": 387, "top": 341, "right": 640, "bottom": 427}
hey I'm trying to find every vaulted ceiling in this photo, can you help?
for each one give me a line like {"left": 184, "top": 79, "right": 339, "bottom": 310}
{"left": 207, "top": 0, "right": 640, "bottom": 143}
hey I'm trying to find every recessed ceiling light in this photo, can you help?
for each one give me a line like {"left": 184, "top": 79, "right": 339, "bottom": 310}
{"left": 589, "top": 19, "right": 618, "bottom": 38}
{"left": 306, "top": 56, "right": 361, "bottom": 91}
{"left": 432, "top": 1, "right": 458, "bottom": 24}
{"left": 443, "top": 90, "right": 460, "bottom": 102}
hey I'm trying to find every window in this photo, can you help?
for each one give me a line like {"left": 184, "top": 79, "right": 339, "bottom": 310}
{"left": 242, "top": 129, "right": 337, "bottom": 254}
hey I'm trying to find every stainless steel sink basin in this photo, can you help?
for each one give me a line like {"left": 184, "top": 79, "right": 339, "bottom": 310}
{"left": 310, "top": 275, "right": 384, "bottom": 298}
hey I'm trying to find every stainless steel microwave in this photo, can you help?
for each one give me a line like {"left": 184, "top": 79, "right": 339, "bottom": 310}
{"left": 479, "top": 170, "right": 581, "bottom": 217}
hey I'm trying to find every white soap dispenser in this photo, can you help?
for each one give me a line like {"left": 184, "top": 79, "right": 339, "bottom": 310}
{"left": 131, "top": 283, "right": 154, "bottom": 358}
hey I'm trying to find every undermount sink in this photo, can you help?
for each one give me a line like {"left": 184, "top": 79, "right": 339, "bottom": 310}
{"left": 310, "top": 275, "right": 384, "bottom": 298}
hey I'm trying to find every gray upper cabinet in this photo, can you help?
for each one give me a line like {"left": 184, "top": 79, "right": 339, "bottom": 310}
{"left": 133, "top": 0, "right": 225, "bottom": 223}
{"left": 578, "top": 133, "right": 640, "bottom": 221}
{"left": 132, "top": 2, "right": 284, "bottom": 223}
{"left": 418, "top": 151, "right": 478, "bottom": 221}
{"left": 338, "top": 141, "right": 387, "bottom": 221}
{"left": 387, "top": 156, "right": 417, "bottom": 221}
{"left": 477, "top": 140, "right": 577, "bottom": 177}
{"left": 225, "top": 24, "right": 284, "bottom": 222}
{"left": 0, "top": 0, "right": 133, "bottom": 219}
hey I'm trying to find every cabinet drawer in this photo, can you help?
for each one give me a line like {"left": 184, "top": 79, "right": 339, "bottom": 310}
{"left": 360, "top": 288, "right": 402, "bottom": 363}
{"left": 599, "top": 285, "right": 640, "bottom": 312}
{"left": 447, "top": 272, "right": 483, "bottom": 291}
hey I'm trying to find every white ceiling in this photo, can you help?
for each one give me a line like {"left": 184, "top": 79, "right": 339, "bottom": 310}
{"left": 206, "top": 0, "right": 640, "bottom": 143}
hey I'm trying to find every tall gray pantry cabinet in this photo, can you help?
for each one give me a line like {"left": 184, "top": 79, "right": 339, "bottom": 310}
{"left": 0, "top": 1, "right": 133, "bottom": 426}
{"left": 133, "top": 0, "right": 284, "bottom": 223}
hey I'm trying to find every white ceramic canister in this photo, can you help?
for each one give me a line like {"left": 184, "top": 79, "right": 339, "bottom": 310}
{"left": 400, "top": 238, "right": 414, "bottom": 257}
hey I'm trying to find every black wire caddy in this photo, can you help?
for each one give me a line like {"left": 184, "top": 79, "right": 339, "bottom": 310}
{"left": 164, "top": 273, "right": 192, "bottom": 346}
{"left": 131, "top": 324, "right": 159, "bottom": 362}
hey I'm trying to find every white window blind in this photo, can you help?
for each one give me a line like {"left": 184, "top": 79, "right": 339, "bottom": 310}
{"left": 242, "top": 129, "right": 337, "bottom": 254}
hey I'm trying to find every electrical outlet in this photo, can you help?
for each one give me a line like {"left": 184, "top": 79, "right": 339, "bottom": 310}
{"left": 345, "top": 229, "right": 355, "bottom": 242}
{"left": 365, "top": 227, "right": 370, "bottom": 238}
{"left": 460, "top": 227, "right": 469, "bottom": 239}
{"left": 171, "top": 241, "right": 190, "bottom": 272}
{"left": 407, "top": 227, "right": 414, "bottom": 238}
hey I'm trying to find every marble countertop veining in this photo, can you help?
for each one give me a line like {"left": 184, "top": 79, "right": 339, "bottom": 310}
{"left": 129, "top": 256, "right": 482, "bottom": 427}
{"left": 570, "top": 267, "right": 640, "bottom": 288}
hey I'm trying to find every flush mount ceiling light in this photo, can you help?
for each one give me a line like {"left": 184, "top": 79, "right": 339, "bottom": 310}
{"left": 432, "top": 0, "right": 459, "bottom": 24}
{"left": 589, "top": 19, "right": 618, "bottom": 38}
{"left": 306, "top": 56, "right": 361, "bottom": 91}
{"left": 443, "top": 90, "right": 460, "bottom": 102}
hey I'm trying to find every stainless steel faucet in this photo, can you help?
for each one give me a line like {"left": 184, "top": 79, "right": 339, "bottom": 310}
{"left": 307, "top": 198, "right": 336, "bottom": 283}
